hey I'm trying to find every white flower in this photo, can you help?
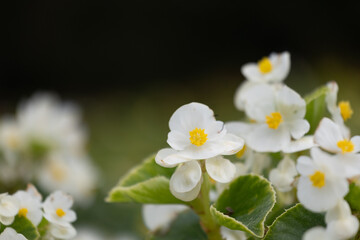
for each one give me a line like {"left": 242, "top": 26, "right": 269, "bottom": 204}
{"left": 314, "top": 117, "right": 360, "bottom": 177}
{"left": 17, "top": 93, "right": 86, "bottom": 156}
{"left": 142, "top": 204, "right": 188, "bottom": 232}
{"left": 296, "top": 148, "right": 348, "bottom": 212}
{"left": 241, "top": 52, "right": 290, "bottom": 84}
{"left": 0, "top": 193, "right": 19, "bottom": 225}
{"left": 43, "top": 191, "right": 76, "bottom": 227}
{"left": 235, "top": 52, "right": 290, "bottom": 111}
{"left": 50, "top": 223, "right": 77, "bottom": 240}
{"left": 13, "top": 184, "right": 43, "bottom": 226}
{"left": 228, "top": 84, "right": 311, "bottom": 152}
{"left": 38, "top": 152, "right": 97, "bottom": 205}
{"left": 164, "top": 102, "right": 244, "bottom": 161}
{"left": 220, "top": 227, "right": 247, "bottom": 240}
{"left": 0, "top": 228, "right": 27, "bottom": 240}
{"left": 269, "top": 155, "right": 297, "bottom": 192}
{"left": 302, "top": 227, "right": 334, "bottom": 240}
{"left": 325, "top": 199, "right": 359, "bottom": 240}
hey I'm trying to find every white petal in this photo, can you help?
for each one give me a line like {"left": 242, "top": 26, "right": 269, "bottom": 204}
{"left": 246, "top": 124, "right": 290, "bottom": 152}
{"left": 269, "top": 157, "right": 297, "bottom": 192}
{"left": 234, "top": 81, "right": 257, "bottom": 111}
{"left": 325, "top": 81, "right": 338, "bottom": 115}
{"left": 170, "top": 176, "right": 202, "bottom": 202}
{"left": 142, "top": 204, "right": 188, "bottom": 231}
{"left": 51, "top": 223, "right": 77, "bottom": 239}
{"left": 217, "top": 134, "right": 245, "bottom": 155}
{"left": 327, "top": 216, "right": 359, "bottom": 240}
{"left": 0, "top": 228, "right": 27, "bottom": 240}
{"left": 325, "top": 199, "right": 352, "bottom": 224}
{"left": 167, "top": 131, "right": 189, "bottom": 150}
{"left": 206, "top": 156, "right": 236, "bottom": 183}
{"left": 296, "top": 156, "right": 315, "bottom": 176}
{"left": 303, "top": 227, "right": 329, "bottom": 240}
{"left": 277, "top": 85, "right": 306, "bottom": 121}
{"left": 220, "top": 227, "right": 247, "bottom": 240}
{"left": 170, "top": 161, "right": 202, "bottom": 193}
{"left": 155, "top": 148, "right": 190, "bottom": 168}
{"left": 225, "top": 122, "right": 255, "bottom": 139}
{"left": 0, "top": 216, "right": 15, "bottom": 225}
{"left": 314, "top": 118, "right": 346, "bottom": 153}
{"left": 241, "top": 63, "right": 264, "bottom": 83}
{"left": 289, "top": 119, "right": 310, "bottom": 140}
{"left": 283, "top": 136, "right": 315, "bottom": 153}
{"left": 351, "top": 136, "right": 360, "bottom": 153}
{"left": 268, "top": 51, "right": 290, "bottom": 82}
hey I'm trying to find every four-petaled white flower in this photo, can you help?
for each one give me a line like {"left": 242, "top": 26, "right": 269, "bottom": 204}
{"left": 229, "top": 84, "right": 312, "bottom": 152}
{"left": 235, "top": 52, "right": 290, "bottom": 111}
{"left": 13, "top": 184, "right": 43, "bottom": 226}
{"left": 156, "top": 103, "right": 244, "bottom": 201}
{"left": 296, "top": 148, "right": 348, "bottom": 212}
{"left": 0, "top": 227, "right": 27, "bottom": 240}
{"left": 269, "top": 155, "right": 297, "bottom": 192}
{"left": 0, "top": 193, "right": 19, "bottom": 225}
{"left": 314, "top": 117, "right": 360, "bottom": 177}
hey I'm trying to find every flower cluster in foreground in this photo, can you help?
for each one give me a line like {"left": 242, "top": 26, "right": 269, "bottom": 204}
{"left": 0, "top": 184, "right": 77, "bottom": 240}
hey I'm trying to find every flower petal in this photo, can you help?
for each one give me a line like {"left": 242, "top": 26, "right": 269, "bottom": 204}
{"left": 206, "top": 156, "right": 236, "bottom": 183}
{"left": 283, "top": 135, "right": 315, "bottom": 153}
{"left": 170, "top": 177, "right": 202, "bottom": 202}
{"left": 314, "top": 118, "right": 344, "bottom": 153}
{"left": 277, "top": 85, "right": 306, "bottom": 121}
{"left": 155, "top": 148, "right": 190, "bottom": 168}
{"left": 289, "top": 119, "right": 310, "bottom": 140}
{"left": 217, "top": 133, "right": 245, "bottom": 155}
{"left": 170, "top": 161, "right": 202, "bottom": 193}
{"left": 351, "top": 136, "right": 360, "bottom": 153}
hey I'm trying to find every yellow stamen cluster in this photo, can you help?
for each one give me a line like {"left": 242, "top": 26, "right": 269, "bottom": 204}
{"left": 56, "top": 208, "right": 66, "bottom": 217}
{"left": 236, "top": 145, "right": 247, "bottom": 158}
{"left": 310, "top": 171, "right": 325, "bottom": 188}
{"left": 18, "top": 208, "right": 28, "bottom": 217}
{"left": 266, "top": 112, "right": 283, "bottom": 129}
{"left": 338, "top": 101, "right": 353, "bottom": 121}
{"left": 258, "top": 57, "right": 273, "bottom": 74}
{"left": 337, "top": 139, "right": 354, "bottom": 154}
{"left": 189, "top": 128, "right": 208, "bottom": 146}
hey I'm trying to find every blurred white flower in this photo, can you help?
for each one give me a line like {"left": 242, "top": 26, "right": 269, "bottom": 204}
{"left": 220, "top": 227, "right": 247, "bottom": 240}
{"left": 0, "top": 118, "right": 22, "bottom": 162}
{"left": 325, "top": 199, "right": 359, "bottom": 240}
{"left": 43, "top": 190, "right": 76, "bottom": 226}
{"left": 142, "top": 204, "right": 188, "bottom": 232}
{"left": 0, "top": 193, "right": 19, "bottom": 225}
{"left": 235, "top": 52, "right": 290, "bottom": 111}
{"left": 17, "top": 93, "right": 86, "bottom": 156}
{"left": 50, "top": 224, "right": 77, "bottom": 240}
{"left": 13, "top": 184, "right": 43, "bottom": 226}
{"left": 269, "top": 155, "right": 297, "bottom": 192}
{"left": 229, "top": 84, "right": 311, "bottom": 152}
{"left": 296, "top": 148, "right": 348, "bottom": 212}
{"left": 302, "top": 227, "right": 334, "bottom": 240}
{"left": 314, "top": 117, "right": 360, "bottom": 177}
{"left": 0, "top": 227, "right": 27, "bottom": 240}
{"left": 38, "top": 152, "right": 97, "bottom": 205}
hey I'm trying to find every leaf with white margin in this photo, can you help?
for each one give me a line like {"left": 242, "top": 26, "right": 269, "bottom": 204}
{"left": 263, "top": 204, "right": 325, "bottom": 240}
{"left": 304, "top": 86, "right": 329, "bottom": 134}
{"left": 107, "top": 155, "right": 182, "bottom": 204}
{"left": 0, "top": 215, "right": 40, "bottom": 240}
{"left": 210, "top": 174, "right": 276, "bottom": 238}
{"left": 150, "top": 210, "right": 207, "bottom": 240}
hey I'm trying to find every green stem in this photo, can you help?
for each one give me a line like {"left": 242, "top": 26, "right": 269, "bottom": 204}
{"left": 189, "top": 164, "right": 222, "bottom": 240}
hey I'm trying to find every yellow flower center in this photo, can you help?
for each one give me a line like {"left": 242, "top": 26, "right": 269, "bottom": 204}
{"left": 56, "top": 208, "right": 66, "bottom": 217}
{"left": 337, "top": 139, "right": 354, "bottom": 153}
{"left": 236, "top": 145, "right": 247, "bottom": 158}
{"left": 338, "top": 101, "right": 353, "bottom": 121}
{"left": 189, "top": 128, "right": 208, "bottom": 146}
{"left": 266, "top": 112, "right": 283, "bottom": 129}
{"left": 310, "top": 171, "right": 325, "bottom": 188}
{"left": 258, "top": 57, "right": 273, "bottom": 74}
{"left": 18, "top": 208, "right": 28, "bottom": 217}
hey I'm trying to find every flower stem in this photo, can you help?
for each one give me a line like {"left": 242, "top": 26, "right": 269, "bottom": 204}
{"left": 190, "top": 167, "right": 222, "bottom": 240}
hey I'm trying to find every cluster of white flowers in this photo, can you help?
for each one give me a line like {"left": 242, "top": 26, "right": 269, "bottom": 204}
{"left": 154, "top": 52, "right": 360, "bottom": 239}
{"left": 0, "top": 184, "right": 77, "bottom": 240}
{"left": 0, "top": 93, "right": 97, "bottom": 204}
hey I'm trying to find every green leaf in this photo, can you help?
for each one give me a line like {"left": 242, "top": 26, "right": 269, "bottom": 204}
{"left": 107, "top": 155, "right": 182, "bottom": 204}
{"left": 210, "top": 174, "right": 276, "bottom": 238}
{"left": 150, "top": 210, "right": 207, "bottom": 240}
{"left": 345, "top": 182, "right": 360, "bottom": 211}
{"left": 304, "top": 85, "right": 329, "bottom": 134}
{"left": 263, "top": 204, "right": 325, "bottom": 240}
{"left": 37, "top": 218, "right": 50, "bottom": 238}
{"left": 0, "top": 215, "right": 40, "bottom": 240}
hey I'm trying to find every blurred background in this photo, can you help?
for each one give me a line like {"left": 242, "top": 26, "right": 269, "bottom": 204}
{"left": 2, "top": 1, "right": 360, "bottom": 238}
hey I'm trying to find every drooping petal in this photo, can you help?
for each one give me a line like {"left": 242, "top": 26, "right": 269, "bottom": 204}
{"left": 170, "top": 177, "right": 202, "bottom": 202}
{"left": 283, "top": 136, "right": 315, "bottom": 153}
{"left": 289, "top": 119, "right": 310, "bottom": 140}
{"left": 216, "top": 133, "right": 245, "bottom": 156}
{"left": 170, "top": 161, "right": 202, "bottom": 194}
{"left": 206, "top": 156, "right": 236, "bottom": 183}
{"left": 268, "top": 51, "right": 290, "bottom": 83}
{"left": 276, "top": 85, "right": 306, "bottom": 121}
{"left": 303, "top": 227, "right": 329, "bottom": 240}
{"left": 155, "top": 148, "right": 190, "bottom": 168}
{"left": 314, "top": 118, "right": 344, "bottom": 153}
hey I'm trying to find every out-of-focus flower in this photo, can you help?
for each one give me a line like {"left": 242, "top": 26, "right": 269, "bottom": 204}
{"left": 0, "top": 118, "right": 22, "bottom": 162}
{"left": 302, "top": 227, "right": 334, "bottom": 240}
{"left": 38, "top": 153, "right": 97, "bottom": 205}
{"left": 229, "top": 84, "right": 311, "bottom": 152}
{"left": 325, "top": 199, "right": 359, "bottom": 240}
{"left": 269, "top": 155, "right": 297, "bottom": 192}
{"left": 50, "top": 224, "right": 77, "bottom": 240}
{"left": 0, "top": 227, "right": 27, "bottom": 240}
{"left": 13, "top": 184, "right": 43, "bottom": 226}
{"left": 235, "top": 52, "right": 290, "bottom": 111}
{"left": 0, "top": 193, "right": 19, "bottom": 225}
{"left": 43, "top": 191, "right": 76, "bottom": 227}
{"left": 314, "top": 117, "right": 360, "bottom": 177}
{"left": 296, "top": 148, "right": 348, "bottom": 212}
{"left": 142, "top": 204, "right": 188, "bottom": 232}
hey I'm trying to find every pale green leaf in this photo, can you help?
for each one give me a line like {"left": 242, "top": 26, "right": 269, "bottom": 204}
{"left": 210, "top": 174, "right": 276, "bottom": 238}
